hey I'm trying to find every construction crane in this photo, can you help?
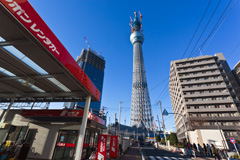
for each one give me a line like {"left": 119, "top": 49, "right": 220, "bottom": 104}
{"left": 84, "top": 37, "right": 102, "bottom": 56}
{"left": 84, "top": 37, "right": 91, "bottom": 49}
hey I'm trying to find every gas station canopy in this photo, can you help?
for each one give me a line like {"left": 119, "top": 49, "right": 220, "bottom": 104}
{"left": 0, "top": 0, "right": 100, "bottom": 102}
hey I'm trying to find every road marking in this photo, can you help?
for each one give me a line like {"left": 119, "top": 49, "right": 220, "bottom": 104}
{"left": 171, "top": 157, "right": 178, "bottom": 160}
{"left": 163, "top": 157, "right": 171, "bottom": 160}
{"left": 156, "top": 156, "right": 164, "bottom": 160}
{"left": 149, "top": 156, "right": 156, "bottom": 160}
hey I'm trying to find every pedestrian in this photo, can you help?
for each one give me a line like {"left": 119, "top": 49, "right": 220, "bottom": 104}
{"left": 207, "top": 144, "right": 212, "bottom": 157}
{"left": 197, "top": 143, "right": 204, "bottom": 156}
{"left": 203, "top": 143, "right": 207, "bottom": 155}
{"left": 211, "top": 144, "right": 219, "bottom": 160}
{"left": 192, "top": 143, "right": 197, "bottom": 152}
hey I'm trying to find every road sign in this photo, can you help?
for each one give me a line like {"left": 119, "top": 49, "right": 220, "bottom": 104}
{"left": 230, "top": 137, "right": 235, "bottom": 144}
{"left": 162, "top": 109, "right": 169, "bottom": 116}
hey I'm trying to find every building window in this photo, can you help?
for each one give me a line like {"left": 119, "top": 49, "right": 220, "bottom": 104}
{"left": 214, "top": 76, "right": 218, "bottom": 79}
{"left": 195, "top": 78, "right": 200, "bottom": 81}
{"left": 215, "top": 105, "right": 220, "bottom": 108}
{"left": 206, "top": 83, "right": 211, "bottom": 86}
{"left": 200, "top": 91, "right": 204, "bottom": 94}
{"left": 226, "top": 105, "right": 231, "bottom": 108}
{"left": 187, "top": 79, "right": 191, "bottom": 82}
{"left": 211, "top": 70, "right": 215, "bottom": 73}
{"left": 202, "top": 98, "right": 207, "bottom": 101}
{"left": 212, "top": 97, "right": 216, "bottom": 100}
{"left": 216, "top": 83, "right": 221, "bottom": 85}
{"left": 193, "top": 72, "right": 197, "bottom": 75}
{"left": 209, "top": 64, "right": 213, "bottom": 67}
{"left": 188, "top": 85, "right": 193, "bottom": 88}
{"left": 202, "top": 71, "right": 206, "bottom": 74}
{"left": 194, "top": 106, "right": 199, "bottom": 109}
{"left": 192, "top": 99, "right": 197, "bottom": 102}
{"left": 209, "top": 90, "right": 214, "bottom": 93}
{"left": 204, "top": 77, "right": 209, "bottom": 80}
{"left": 204, "top": 105, "right": 210, "bottom": 109}
{"left": 190, "top": 92, "right": 195, "bottom": 94}
{"left": 222, "top": 97, "right": 227, "bottom": 100}
{"left": 197, "top": 84, "right": 202, "bottom": 87}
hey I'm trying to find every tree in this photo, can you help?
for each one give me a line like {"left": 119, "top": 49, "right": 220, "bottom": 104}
{"left": 167, "top": 133, "right": 178, "bottom": 146}
{"left": 161, "top": 137, "right": 166, "bottom": 144}
{"left": 155, "top": 135, "right": 161, "bottom": 142}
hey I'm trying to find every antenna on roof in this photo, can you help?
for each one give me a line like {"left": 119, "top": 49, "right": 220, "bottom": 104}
{"left": 199, "top": 48, "right": 203, "bottom": 56}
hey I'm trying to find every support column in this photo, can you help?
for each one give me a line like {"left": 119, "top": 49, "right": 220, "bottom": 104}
{"left": 74, "top": 96, "right": 91, "bottom": 160}
{"left": 0, "top": 98, "right": 15, "bottom": 128}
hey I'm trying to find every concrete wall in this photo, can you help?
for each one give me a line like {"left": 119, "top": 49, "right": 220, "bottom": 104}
{"left": 189, "top": 129, "right": 228, "bottom": 149}
{"left": 122, "top": 139, "right": 130, "bottom": 152}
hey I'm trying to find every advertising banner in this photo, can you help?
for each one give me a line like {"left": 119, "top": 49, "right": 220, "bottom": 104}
{"left": 96, "top": 134, "right": 107, "bottom": 160}
{"left": 109, "top": 136, "right": 118, "bottom": 158}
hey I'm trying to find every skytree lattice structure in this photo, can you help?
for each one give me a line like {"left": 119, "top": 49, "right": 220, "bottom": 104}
{"left": 130, "top": 12, "right": 153, "bottom": 130}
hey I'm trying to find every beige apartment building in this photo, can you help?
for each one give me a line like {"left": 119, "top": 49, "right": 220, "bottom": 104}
{"left": 169, "top": 53, "right": 240, "bottom": 142}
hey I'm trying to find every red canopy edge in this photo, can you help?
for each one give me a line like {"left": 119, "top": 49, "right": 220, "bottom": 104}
{"left": 0, "top": 0, "right": 100, "bottom": 101}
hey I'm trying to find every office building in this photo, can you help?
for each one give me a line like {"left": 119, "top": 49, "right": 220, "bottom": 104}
{"left": 169, "top": 53, "right": 240, "bottom": 142}
{"left": 129, "top": 12, "right": 153, "bottom": 130}
{"left": 64, "top": 49, "right": 105, "bottom": 115}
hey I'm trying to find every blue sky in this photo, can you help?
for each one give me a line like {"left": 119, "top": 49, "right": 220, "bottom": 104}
{"left": 28, "top": 0, "right": 240, "bottom": 131}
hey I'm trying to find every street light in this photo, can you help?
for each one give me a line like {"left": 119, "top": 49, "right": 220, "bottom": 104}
{"left": 163, "top": 109, "right": 191, "bottom": 148}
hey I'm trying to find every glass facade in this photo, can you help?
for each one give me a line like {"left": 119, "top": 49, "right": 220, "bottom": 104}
{"left": 76, "top": 63, "right": 104, "bottom": 114}
{"left": 64, "top": 49, "right": 105, "bottom": 115}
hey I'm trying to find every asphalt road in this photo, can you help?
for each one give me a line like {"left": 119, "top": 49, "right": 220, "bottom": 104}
{"left": 141, "top": 145, "right": 193, "bottom": 160}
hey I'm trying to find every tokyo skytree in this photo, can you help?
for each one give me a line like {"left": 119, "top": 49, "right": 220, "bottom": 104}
{"left": 130, "top": 12, "right": 153, "bottom": 130}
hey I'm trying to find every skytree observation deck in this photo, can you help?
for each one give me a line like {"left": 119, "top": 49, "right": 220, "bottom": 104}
{"left": 130, "top": 12, "right": 153, "bottom": 130}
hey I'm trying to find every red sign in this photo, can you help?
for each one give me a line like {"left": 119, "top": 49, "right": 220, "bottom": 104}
{"left": 0, "top": 0, "right": 100, "bottom": 101}
{"left": 21, "top": 109, "right": 105, "bottom": 125}
{"left": 230, "top": 137, "right": 235, "bottom": 144}
{"left": 56, "top": 142, "right": 66, "bottom": 147}
{"left": 96, "top": 134, "right": 107, "bottom": 160}
{"left": 109, "top": 136, "right": 118, "bottom": 158}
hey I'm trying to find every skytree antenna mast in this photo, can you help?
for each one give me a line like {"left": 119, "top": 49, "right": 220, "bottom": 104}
{"left": 130, "top": 12, "right": 153, "bottom": 130}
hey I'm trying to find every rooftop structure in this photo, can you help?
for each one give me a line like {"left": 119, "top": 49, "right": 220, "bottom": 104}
{"left": 169, "top": 53, "right": 240, "bottom": 141}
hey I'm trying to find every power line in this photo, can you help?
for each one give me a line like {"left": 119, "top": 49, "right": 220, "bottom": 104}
{"left": 180, "top": 0, "right": 212, "bottom": 60}
{"left": 187, "top": 0, "right": 222, "bottom": 59}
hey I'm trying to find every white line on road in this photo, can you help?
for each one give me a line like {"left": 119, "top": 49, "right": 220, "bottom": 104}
{"left": 149, "top": 156, "right": 156, "bottom": 160}
{"left": 171, "top": 157, "right": 178, "bottom": 160}
{"left": 156, "top": 156, "right": 164, "bottom": 160}
{"left": 163, "top": 157, "right": 171, "bottom": 160}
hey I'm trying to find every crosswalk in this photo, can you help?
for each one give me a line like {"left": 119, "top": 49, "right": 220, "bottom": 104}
{"left": 149, "top": 156, "right": 192, "bottom": 160}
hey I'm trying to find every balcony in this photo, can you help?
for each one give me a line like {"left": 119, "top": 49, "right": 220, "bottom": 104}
{"left": 180, "top": 78, "right": 223, "bottom": 85}
{"left": 185, "top": 99, "right": 234, "bottom": 105}
{"left": 191, "top": 125, "right": 240, "bottom": 130}
{"left": 189, "top": 116, "right": 240, "bottom": 121}
{"left": 184, "top": 92, "right": 230, "bottom": 98}
{"left": 182, "top": 84, "right": 227, "bottom": 91}
{"left": 179, "top": 71, "right": 221, "bottom": 79}
{"left": 177, "top": 59, "right": 216, "bottom": 69}
{"left": 187, "top": 107, "right": 237, "bottom": 113}
{"left": 178, "top": 66, "right": 218, "bottom": 74}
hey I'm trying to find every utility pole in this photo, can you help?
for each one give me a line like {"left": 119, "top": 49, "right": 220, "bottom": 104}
{"left": 119, "top": 101, "right": 123, "bottom": 136}
{"left": 158, "top": 101, "right": 167, "bottom": 146}
{"left": 157, "top": 115, "right": 161, "bottom": 132}
{"left": 115, "top": 113, "right": 117, "bottom": 135}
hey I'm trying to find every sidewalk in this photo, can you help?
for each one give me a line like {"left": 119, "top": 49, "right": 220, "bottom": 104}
{"left": 119, "top": 143, "right": 142, "bottom": 160}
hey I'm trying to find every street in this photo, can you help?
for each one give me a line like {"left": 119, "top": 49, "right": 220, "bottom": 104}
{"left": 141, "top": 145, "right": 192, "bottom": 160}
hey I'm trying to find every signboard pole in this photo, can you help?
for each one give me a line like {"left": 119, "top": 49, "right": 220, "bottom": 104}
{"left": 234, "top": 143, "right": 239, "bottom": 156}
{"left": 75, "top": 96, "right": 91, "bottom": 160}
